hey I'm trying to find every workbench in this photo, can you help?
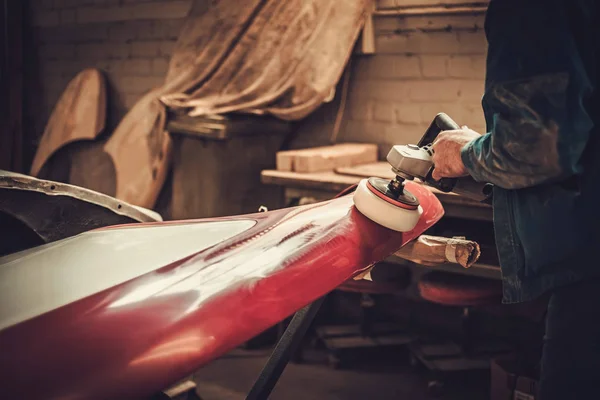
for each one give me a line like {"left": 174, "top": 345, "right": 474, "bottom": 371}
{"left": 261, "top": 162, "right": 501, "bottom": 280}
{"left": 261, "top": 162, "right": 493, "bottom": 222}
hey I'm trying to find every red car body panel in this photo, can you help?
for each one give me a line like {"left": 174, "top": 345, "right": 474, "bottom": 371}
{"left": 0, "top": 182, "right": 443, "bottom": 399}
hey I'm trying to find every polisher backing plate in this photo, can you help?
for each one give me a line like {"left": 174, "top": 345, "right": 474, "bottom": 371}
{"left": 366, "top": 177, "right": 419, "bottom": 209}
{"left": 353, "top": 179, "right": 423, "bottom": 232}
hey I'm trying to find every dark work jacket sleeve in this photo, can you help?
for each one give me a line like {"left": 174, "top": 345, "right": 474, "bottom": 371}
{"left": 461, "top": 0, "right": 594, "bottom": 190}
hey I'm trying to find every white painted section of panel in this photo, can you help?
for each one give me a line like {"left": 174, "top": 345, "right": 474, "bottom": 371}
{"left": 0, "top": 220, "right": 255, "bottom": 331}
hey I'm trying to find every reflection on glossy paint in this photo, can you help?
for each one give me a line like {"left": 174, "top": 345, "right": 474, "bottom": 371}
{"left": 0, "top": 220, "right": 256, "bottom": 330}
{"left": 109, "top": 201, "right": 350, "bottom": 313}
{"left": 108, "top": 272, "right": 190, "bottom": 309}
{"left": 130, "top": 332, "right": 210, "bottom": 367}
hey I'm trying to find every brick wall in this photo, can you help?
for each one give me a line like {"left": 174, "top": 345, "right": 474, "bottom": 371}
{"left": 336, "top": 2, "right": 489, "bottom": 153}
{"left": 25, "top": 0, "right": 192, "bottom": 145}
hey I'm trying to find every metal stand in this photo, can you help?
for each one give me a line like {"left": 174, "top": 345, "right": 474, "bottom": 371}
{"left": 246, "top": 296, "right": 327, "bottom": 400}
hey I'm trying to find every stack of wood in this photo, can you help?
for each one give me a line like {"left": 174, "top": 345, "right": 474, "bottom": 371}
{"left": 276, "top": 143, "right": 378, "bottom": 173}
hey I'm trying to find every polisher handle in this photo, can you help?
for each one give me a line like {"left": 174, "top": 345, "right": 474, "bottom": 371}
{"left": 420, "top": 113, "right": 462, "bottom": 195}
{"left": 422, "top": 113, "right": 493, "bottom": 204}
{"left": 427, "top": 175, "right": 492, "bottom": 204}
{"left": 450, "top": 178, "right": 494, "bottom": 204}
{"left": 417, "top": 113, "right": 461, "bottom": 147}
{"left": 422, "top": 113, "right": 461, "bottom": 194}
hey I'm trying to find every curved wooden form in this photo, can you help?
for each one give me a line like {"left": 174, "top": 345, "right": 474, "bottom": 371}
{"left": 0, "top": 181, "right": 443, "bottom": 399}
{"left": 104, "top": 88, "right": 171, "bottom": 209}
{"left": 30, "top": 69, "right": 106, "bottom": 177}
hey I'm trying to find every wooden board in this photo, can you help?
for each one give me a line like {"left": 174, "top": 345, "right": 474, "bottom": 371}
{"left": 262, "top": 169, "right": 360, "bottom": 193}
{"left": 67, "top": 140, "right": 117, "bottom": 198}
{"left": 104, "top": 88, "right": 171, "bottom": 209}
{"left": 335, "top": 161, "right": 395, "bottom": 179}
{"left": 276, "top": 143, "right": 377, "bottom": 173}
{"left": 30, "top": 69, "right": 106, "bottom": 177}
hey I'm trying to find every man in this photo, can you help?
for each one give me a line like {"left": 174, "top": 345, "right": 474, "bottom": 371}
{"left": 430, "top": 0, "right": 598, "bottom": 398}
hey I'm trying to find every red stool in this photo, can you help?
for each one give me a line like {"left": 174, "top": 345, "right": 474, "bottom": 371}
{"left": 418, "top": 271, "right": 502, "bottom": 306}
{"left": 411, "top": 271, "right": 507, "bottom": 396}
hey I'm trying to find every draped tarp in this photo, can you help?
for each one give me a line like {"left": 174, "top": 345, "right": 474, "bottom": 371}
{"left": 161, "top": 0, "right": 371, "bottom": 120}
{"left": 104, "top": 0, "right": 371, "bottom": 207}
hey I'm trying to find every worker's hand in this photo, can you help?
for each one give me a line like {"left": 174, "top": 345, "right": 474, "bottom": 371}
{"left": 431, "top": 127, "right": 481, "bottom": 181}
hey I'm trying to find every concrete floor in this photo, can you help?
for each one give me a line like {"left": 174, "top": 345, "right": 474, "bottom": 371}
{"left": 193, "top": 348, "right": 490, "bottom": 400}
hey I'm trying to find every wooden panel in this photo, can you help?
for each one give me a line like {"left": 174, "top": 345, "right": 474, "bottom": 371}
{"left": 335, "top": 161, "right": 395, "bottom": 179}
{"left": 276, "top": 143, "right": 378, "bottom": 173}
{"left": 104, "top": 88, "right": 171, "bottom": 209}
{"left": 68, "top": 140, "right": 117, "bottom": 198}
{"left": 30, "top": 69, "right": 106, "bottom": 177}
{"left": 262, "top": 169, "right": 360, "bottom": 192}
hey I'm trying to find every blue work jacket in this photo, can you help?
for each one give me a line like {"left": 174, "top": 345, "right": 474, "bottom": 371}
{"left": 461, "top": 0, "right": 599, "bottom": 303}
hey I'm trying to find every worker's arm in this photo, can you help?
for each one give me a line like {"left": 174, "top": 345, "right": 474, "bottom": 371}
{"left": 459, "top": 0, "right": 594, "bottom": 190}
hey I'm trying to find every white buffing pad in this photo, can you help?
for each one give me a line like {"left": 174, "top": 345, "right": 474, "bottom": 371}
{"left": 353, "top": 179, "right": 423, "bottom": 232}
